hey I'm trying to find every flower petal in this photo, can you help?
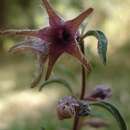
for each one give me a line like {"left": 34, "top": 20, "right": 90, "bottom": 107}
{"left": 45, "top": 51, "right": 62, "bottom": 80}
{"left": 66, "top": 43, "right": 91, "bottom": 73}
{"left": 31, "top": 54, "right": 48, "bottom": 88}
{"left": 0, "top": 29, "right": 38, "bottom": 37}
{"left": 38, "top": 27, "right": 52, "bottom": 43}
{"left": 67, "top": 8, "right": 93, "bottom": 33}
{"left": 42, "top": 0, "right": 63, "bottom": 26}
{"left": 9, "top": 38, "right": 49, "bottom": 88}
{"left": 9, "top": 38, "right": 48, "bottom": 54}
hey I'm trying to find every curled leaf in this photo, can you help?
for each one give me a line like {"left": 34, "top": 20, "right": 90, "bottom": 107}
{"left": 82, "top": 30, "right": 108, "bottom": 64}
{"left": 90, "top": 101, "right": 127, "bottom": 130}
{"left": 39, "top": 78, "right": 73, "bottom": 94}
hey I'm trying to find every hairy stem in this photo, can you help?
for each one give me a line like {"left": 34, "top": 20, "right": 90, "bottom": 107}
{"left": 72, "top": 39, "right": 87, "bottom": 130}
{"left": 80, "top": 40, "right": 86, "bottom": 99}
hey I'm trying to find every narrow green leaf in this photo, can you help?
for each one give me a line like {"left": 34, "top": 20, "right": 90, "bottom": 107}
{"left": 82, "top": 30, "right": 108, "bottom": 64}
{"left": 90, "top": 101, "right": 127, "bottom": 130}
{"left": 39, "top": 78, "right": 73, "bottom": 94}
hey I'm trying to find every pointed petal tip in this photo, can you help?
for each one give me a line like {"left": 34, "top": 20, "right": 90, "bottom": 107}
{"left": 8, "top": 44, "right": 20, "bottom": 54}
{"left": 67, "top": 7, "right": 94, "bottom": 32}
{"left": 8, "top": 44, "right": 24, "bottom": 54}
{"left": 45, "top": 52, "right": 62, "bottom": 81}
{"left": 88, "top": 8, "right": 94, "bottom": 13}
{"left": 30, "top": 74, "right": 42, "bottom": 88}
{"left": 42, "top": 0, "right": 63, "bottom": 26}
{"left": 31, "top": 53, "right": 48, "bottom": 88}
{"left": 82, "top": 7, "right": 94, "bottom": 18}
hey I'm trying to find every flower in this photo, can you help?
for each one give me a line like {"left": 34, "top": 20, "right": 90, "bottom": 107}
{"left": 0, "top": 0, "right": 93, "bottom": 87}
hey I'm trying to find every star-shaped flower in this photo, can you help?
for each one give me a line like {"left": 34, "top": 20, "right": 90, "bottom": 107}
{"left": 0, "top": 0, "right": 93, "bottom": 87}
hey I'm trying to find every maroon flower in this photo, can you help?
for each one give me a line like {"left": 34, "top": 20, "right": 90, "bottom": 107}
{"left": 0, "top": 0, "right": 93, "bottom": 87}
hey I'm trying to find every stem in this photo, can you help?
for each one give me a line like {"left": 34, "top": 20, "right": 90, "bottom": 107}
{"left": 80, "top": 40, "right": 86, "bottom": 99}
{"left": 72, "top": 39, "right": 87, "bottom": 130}
{"left": 72, "top": 110, "right": 80, "bottom": 130}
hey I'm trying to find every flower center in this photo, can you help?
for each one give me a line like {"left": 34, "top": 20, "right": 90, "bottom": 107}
{"left": 51, "top": 26, "right": 72, "bottom": 45}
{"left": 62, "top": 29, "right": 70, "bottom": 42}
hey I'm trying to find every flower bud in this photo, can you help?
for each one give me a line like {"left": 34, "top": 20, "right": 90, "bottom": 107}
{"left": 85, "top": 85, "right": 112, "bottom": 101}
{"left": 57, "top": 96, "right": 79, "bottom": 120}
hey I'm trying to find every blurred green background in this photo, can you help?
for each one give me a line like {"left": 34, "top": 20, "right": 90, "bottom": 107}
{"left": 0, "top": 0, "right": 130, "bottom": 130}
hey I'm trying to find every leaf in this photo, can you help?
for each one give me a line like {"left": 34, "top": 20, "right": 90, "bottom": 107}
{"left": 39, "top": 78, "right": 73, "bottom": 95}
{"left": 82, "top": 30, "right": 108, "bottom": 64}
{"left": 90, "top": 101, "right": 127, "bottom": 130}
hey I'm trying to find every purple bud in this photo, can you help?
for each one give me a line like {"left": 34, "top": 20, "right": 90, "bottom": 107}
{"left": 57, "top": 96, "right": 79, "bottom": 120}
{"left": 85, "top": 85, "right": 112, "bottom": 100}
